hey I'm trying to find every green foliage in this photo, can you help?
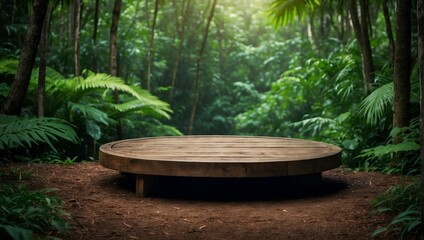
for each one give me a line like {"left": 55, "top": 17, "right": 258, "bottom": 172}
{"left": 359, "top": 82, "right": 393, "bottom": 126}
{"left": 31, "top": 154, "right": 79, "bottom": 165}
{"left": 0, "top": 184, "right": 70, "bottom": 239}
{"left": 0, "top": 168, "right": 33, "bottom": 181}
{"left": 0, "top": 58, "right": 18, "bottom": 75}
{"left": 235, "top": 40, "right": 365, "bottom": 142}
{"left": 0, "top": 0, "right": 419, "bottom": 179}
{"left": 135, "top": 118, "right": 183, "bottom": 137}
{"left": 357, "top": 125, "right": 420, "bottom": 174}
{"left": 28, "top": 66, "right": 173, "bottom": 158}
{"left": 0, "top": 115, "right": 78, "bottom": 154}
{"left": 372, "top": 178, "right": 420, "bottom": 239}
{"left": 268, "top": 0, "right": 320, "bottom": 27}
{"left": 33, "top": 68, "right": 172, "bottom": 120}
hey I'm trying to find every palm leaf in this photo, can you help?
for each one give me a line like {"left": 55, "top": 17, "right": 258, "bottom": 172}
{"left": 268, "top": 0, "right": 320, "bottom": 27}
{"left": 359, "top": 82, "right": 393, "bottom": 126}
{"left": 0, "top": 115, "right": 78, "bottom": 153}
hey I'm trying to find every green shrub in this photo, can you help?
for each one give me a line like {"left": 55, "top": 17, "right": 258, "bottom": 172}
{"left": 0, "top": 115, "right": 79, "bottom": 163}
{"left": 371, "top": 178, "right": 420, "bottom": 239}
{"left": 0, "top": 184, "right": 70, "bottom": 240}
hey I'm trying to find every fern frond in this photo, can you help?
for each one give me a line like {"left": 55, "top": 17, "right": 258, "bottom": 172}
{"left": 75, "top": 72, "right": 170, "bottom": 107}
{"left": 113, "top": 100, "right": 172, "bottom": 119}
{"left": 359, "top": 82, "right": 393, "bottom": 126}
{"left": 0, "top": 115, "right": 78, "bottom": 153}
{"left": 0, "top": 59, "right": 19, "bottom": 75}
{"left": 68, "top": 102, "right": 110, "bottom": 125}
{"left": 358, "top": 141, "right": 420, "bottom": 160}
{"left": 291, "top": 116, "right": 335, "bottom": 130}
{"left": 75, "top": 73, "right": 140, "bottom": 96}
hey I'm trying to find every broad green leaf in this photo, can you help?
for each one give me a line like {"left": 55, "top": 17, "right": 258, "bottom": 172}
{"left": 359, "top": 82, "right": 393, "bottom": 126}
{"left": 86, "top": 120, "right": 102, "bottom": 140}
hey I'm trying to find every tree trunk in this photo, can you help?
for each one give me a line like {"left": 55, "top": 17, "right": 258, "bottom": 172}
{"left": 68, "top": 2, "right": 74, "bottom": 51}
{"left": 348, "top": 0, "right": 374, "bottom": 95}
{"left": 37, "top": 2, "right": 53, "bottom": 117}
{"left": 93, "top": 0, "right": 99, "bottom": 43}
{"left": 110, "top": 0, "right": 121, "bottom": 78}
{"left": 146, "top": 0, "right": 159, "bottom": 91}
{"left": 110, "top": 0, "right": 123, "bottom": 139}
{"left": 393, "top": 0, "right": 412, "bottom": 139}
{"left": 361, "top": 0, "right": 374, "bottom": 93}
{"left": 92, "top": 0, "right": 100, "bottom": 72}
{"left": 169, "top": 0, "right": 191, "bottom": 99}
{"left": 188, "top": 0, "right": 217, "bottom": 135}
{"left": 1, "top": 0, "right": 48, "bottom": 116}
{"left": 382, "top": 0, "right": 394, "bottom": 61}
{"left": 145, "top": 0, "right": 150, "bottom": 28}
{"left": 74, "top": 0, "right": 82, "bottom": 76}
{"left": 417, "top": 0, "right": 424, "bottom": 236}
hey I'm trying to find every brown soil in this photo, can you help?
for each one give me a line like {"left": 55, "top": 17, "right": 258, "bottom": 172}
{"left": 1, "top": 162, "right": 401, "bottom": 239}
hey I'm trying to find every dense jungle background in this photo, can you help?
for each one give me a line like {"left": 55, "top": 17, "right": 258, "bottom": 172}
{"left": 0, "top": 0, "right": 423, "bottom": 239}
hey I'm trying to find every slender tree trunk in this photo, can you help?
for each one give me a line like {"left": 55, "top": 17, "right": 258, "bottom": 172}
{"left": 169, "top": 0, "right": 191, "bottom": 99}
{"left": 348, "top": 0, "right": 374, "bottom": 95}
{"left": 194, "top": 0, "right": 211, "bottom": 33}
{"left": 110, "top": 0, "right": 122, "bottom": 139}
{"left": 92, "top": 0, "right": 100, "bottom": 72}
{"left": 188, "top": 0, "right": 217, "bottom": 135}
{"left": 418, "top": 0, "right": 424, "bottom": 235}
{"left": 338, "top": 5, "right": 345, "bottom": 41}
{"left": 74, "top": 0, "right": 82, "bottom": 76}
{"left": 110, "top": 0, "right": 121, "bottom": 78}
{"left": 360, "top": 0, "right": 374, "bottom": 94}
{"left": 362, "top": 0, "right": 372, "bottom": 38}
{"left": 145, "top": 0, "right": 150, "bottom": 28}
{"left": 417, "top": 0, "right": 424, "bottom": 236}
{"left": 1, "top": 0, "right": 48, "bottom": 115}
{"left": 37, "top": 2, "right": 52, "bottom": 117}
{"left": 393, "top": 0, "right": 412, "bottom": 141}
{"left": 146, "top": 0, "right": 159, "bottom": 91}
{"left": 68, "top": 2, "right": 74, "bottom": 51}
{"left": 382, "top": 0, "right": 394, "bottom": 61}
{"left": 307, "top": 11, "right": 317, "bottom": 49}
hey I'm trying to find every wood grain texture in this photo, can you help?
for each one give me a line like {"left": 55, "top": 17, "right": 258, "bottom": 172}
{"left": 99, "top": 135, "right": 342, "bottom": 178}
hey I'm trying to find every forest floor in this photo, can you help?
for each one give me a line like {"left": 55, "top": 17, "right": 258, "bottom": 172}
{"left": 0, "top": 162, "right": 403, "bottom": 240}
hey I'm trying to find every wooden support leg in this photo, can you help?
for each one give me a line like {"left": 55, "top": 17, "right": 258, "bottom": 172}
{"left": 136, "top": 174, "right": 152, "bottom": 197}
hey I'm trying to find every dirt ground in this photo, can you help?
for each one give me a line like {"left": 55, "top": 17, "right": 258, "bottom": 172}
{"left": 1, "top": 162, "right": 402, "bottom": 240}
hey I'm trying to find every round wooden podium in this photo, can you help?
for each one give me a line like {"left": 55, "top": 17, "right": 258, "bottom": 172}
{"left": 99, "top": 135, "right": 341, "bottom": 197}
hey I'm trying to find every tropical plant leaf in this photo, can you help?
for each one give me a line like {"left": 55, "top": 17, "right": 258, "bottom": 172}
{"left": 85, "top": 120, "right": 102, "bottom": 141}
{"left": 371, "top": 226, "right": 389, "bottom": 238}
{"left": 0, "top": 59, "right": 19, "bottom": 75}
{"left": 68, "top": 101, "right": 110, "bottom": 126}
{"left": 268, "top": 0, "right": 320, "bottom": 27}
{"left": 113, "top": 99, "right": 171, "bottom": 119}
{"left": 358, "top": 141, "right": 420, "bottom": 160}
{"left": 74, "top": 71, "right": 172, "bottom": 117}
{"left": 0, "top": 115, "right": 78, "bottom": 153}
{"left": 0, "top": 224, "right": 32, "bottom": 240}
{"left": 359, "top": 82, "right": 393, "bottom": 126}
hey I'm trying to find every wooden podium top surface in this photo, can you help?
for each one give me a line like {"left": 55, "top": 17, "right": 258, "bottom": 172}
{"left": 99, "top": 135, "right": 341, "bottom": 178}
